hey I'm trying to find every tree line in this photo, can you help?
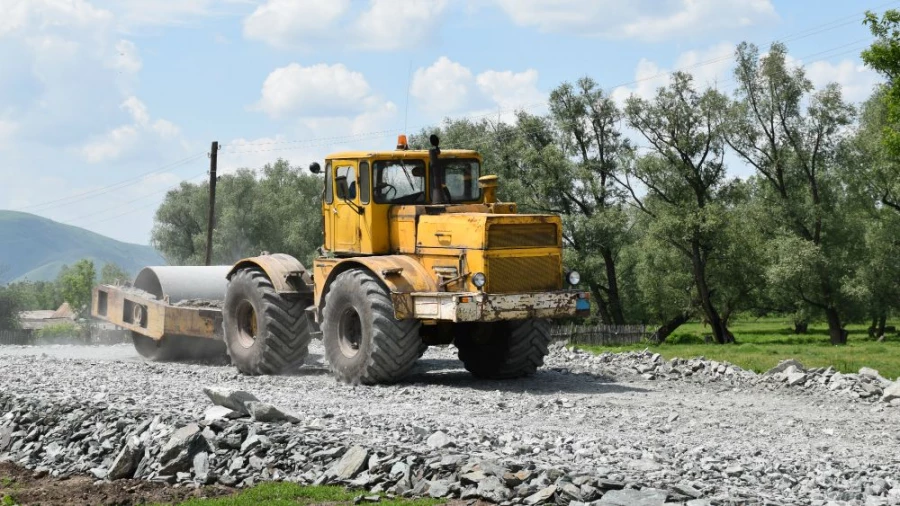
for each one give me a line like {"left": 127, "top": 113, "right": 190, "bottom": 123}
{"left": 148, "top": 38, "right": 900, "bottom": 345}
{"left": 0, "top": 260, "right": 128, "bottom": 330}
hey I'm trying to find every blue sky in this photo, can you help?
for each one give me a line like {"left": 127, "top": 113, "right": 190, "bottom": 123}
{"left": 0, "top": 0, "right": 887, "bottom": 245}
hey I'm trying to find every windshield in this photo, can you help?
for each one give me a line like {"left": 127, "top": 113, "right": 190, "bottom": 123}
{"left": 372, "top": 158, "right": 482, "bottom": 204}
{"left": 374, "top": 159, "right": 426, "bottom": 204}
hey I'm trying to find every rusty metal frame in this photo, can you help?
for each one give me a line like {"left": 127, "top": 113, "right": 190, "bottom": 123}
{"left": 91, "top": 285, "right": 222, "bottom": 341}
{"left": 391, "top": 290, "right": 590, "bottom": 322}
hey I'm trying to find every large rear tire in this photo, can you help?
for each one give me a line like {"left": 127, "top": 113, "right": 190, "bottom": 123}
{"left": 223, "top": 267, "right": 311, "bottom": 375}
{"left": 455, "top": 319, "right": 552, "bottom": 379}
{"left": 321, "top": 269, "right": 424, "bottom": 384}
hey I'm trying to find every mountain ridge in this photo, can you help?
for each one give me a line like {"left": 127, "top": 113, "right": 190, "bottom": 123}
{"left": 0, "top": 210, "right": 165, "bottom": 283}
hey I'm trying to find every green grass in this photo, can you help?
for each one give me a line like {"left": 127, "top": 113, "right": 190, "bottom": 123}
{"left": 170, "top": 483, "right": 444, "bottom": 506}
{"left": 578, "top": 317, "right": 900, "bottom": 379}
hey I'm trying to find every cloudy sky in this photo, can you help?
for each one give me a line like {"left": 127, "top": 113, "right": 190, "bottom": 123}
{"left": 0, "top": 0, "right": 886, "bottom": 245}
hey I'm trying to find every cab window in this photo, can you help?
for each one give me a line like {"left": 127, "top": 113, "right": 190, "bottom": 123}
{"left": 444, "top": 159, "right": 481, "bottom": 202}
{"left": 374, "top": 160, "right": 426, "bottom": 204}
{"left": 359, "top": 161, "right": 371, "bottom": 204}
{"left": 335, "top": 165, "right": 357, "bottom": 200}
{"left": 324, "top": 162, "right": 333, "bottom": 204}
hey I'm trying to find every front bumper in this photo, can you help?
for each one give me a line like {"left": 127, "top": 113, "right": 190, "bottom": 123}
{"left": 391, "top": 290, "right": 590, "bottom": 322}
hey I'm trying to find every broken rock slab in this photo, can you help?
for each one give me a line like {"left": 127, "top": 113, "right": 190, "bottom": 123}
{"left": 203, "top": 405, "right": 240, "bottom": 422}
{"left": 765, "top": 359, "right": 805, "bottom": 376}
{"left": 107, "top": 440, "right": 144, "bottom": 480}
{"left": 245, "top": 401, "right": 301, "bottom": 423}
{"left": 882, "top": 382, "right": 900, "bottom": 403}
{"left": 599, "top": 488, "right": 667, "bottom": 506}
{"left": 202, "top": 387, "right": 259, "bottom": 415}
{"left": 426, "top": 431, "right": 454, "bottom": 449}
{"left": 328, "top": 445, "right": 369, "bottom": 480}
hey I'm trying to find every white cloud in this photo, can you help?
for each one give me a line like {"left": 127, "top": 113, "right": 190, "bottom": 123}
{"left": 255, "top": 63, "right": 374, "bottom": 118}
{"left": 111, "top": 39, "right": 141, "bottom": 73}
{"left": 410, "top": 57, "right": 546, "bottom": 122}
{"left": 354, "top": 0, "right": 448, "bottom": 51}
{"left": 476, "top": 69, "right": 544, "bottom": 111}
{"left": 122, "top": 96, "right": 150, "bottom": 126}
{"left": 243, "top": 0, "right": 351, "bottom": 49}
{"left": 242, "top": 0, "right": 447, "bottom": 51}
{"left": 81, "top": 97, "right": 183, "bottom": 163}
{"left": 81, "top": 124, "right": 139, "bottom": 163}
{"left": 805, "top": 60, "right": 882, "bottom": 103}
{"left": 493, "top": 0, "right": 776, "bottom": 41}
{"left": 410, "top": 57, "right": 475, "bottom": 115}
{"left": 0, "top": 119, "right": 18, "bottom": 149}
{"left": 612, "top": 42, "right": 735, "bottom": 104}
{"left": 0, "top": 0, "right": 113, "bottom": 37}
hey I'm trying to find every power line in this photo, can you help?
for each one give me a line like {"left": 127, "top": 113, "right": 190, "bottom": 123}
{"left": 9, "top": 152, "right": 207, "bottom": 213}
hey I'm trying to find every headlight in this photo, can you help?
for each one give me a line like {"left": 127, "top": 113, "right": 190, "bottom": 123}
{"left": 471, "top": 272, "right": 486, "bottom": 289}
{"left": 567, "top": 270, "right": 581, "bottom": 286}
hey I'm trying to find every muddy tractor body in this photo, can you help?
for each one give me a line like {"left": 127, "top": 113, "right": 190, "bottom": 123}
{"left": 92, "top": 136, "right": 589, "bottom": 383}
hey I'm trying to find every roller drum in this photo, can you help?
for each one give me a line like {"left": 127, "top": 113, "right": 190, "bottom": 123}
{"left": 133, "top": 266, "right": 231, "bottom": 303}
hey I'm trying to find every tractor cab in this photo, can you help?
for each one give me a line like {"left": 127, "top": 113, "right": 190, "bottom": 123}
{"left": 311, "top": 135, "right": 506, "bottom": 256}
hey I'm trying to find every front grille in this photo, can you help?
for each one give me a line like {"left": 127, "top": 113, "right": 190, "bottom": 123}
{"left": 487, "top": 223, "right": 558, "bottom": 249}
{"left": 485, "top": 255, "right": 561, "bottom": 293}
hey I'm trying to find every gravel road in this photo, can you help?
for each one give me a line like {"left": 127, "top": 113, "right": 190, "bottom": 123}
{"left": 1, "top": 341, "right": 899, "bottom": 506}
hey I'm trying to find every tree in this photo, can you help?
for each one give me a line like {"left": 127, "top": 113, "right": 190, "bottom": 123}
{"left": 99, "top": 262, "right": 130, "bottom": 285}
{"left": 845, "top": 86, "right": 900, "bottom": 215}
{"left": 57, "top": 259, "right": 96, "bottom": 315}
{"left": 841, "top": 88, "right": 900, "bottom": 333}
{"left": 544, "top": 78, "right": 632, "bottom": 325}
{"left": 728, "top": 42, "right": 858, "bottom": 344}
{"left": 0, "top": 289, "right": 21, "bottom": 330}
{"left": 623, "top": 72, "right": 736, "bottom": 344}
{"left": 862, "top": 10, "right": 900, "bottom": 159}
{"left": 152, "top": 159, "right": 324, "bottom": 266}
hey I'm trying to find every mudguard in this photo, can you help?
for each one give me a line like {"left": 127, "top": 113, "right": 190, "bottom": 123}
{"left": 227, "top": 253, "right": 314, "bottom": 295}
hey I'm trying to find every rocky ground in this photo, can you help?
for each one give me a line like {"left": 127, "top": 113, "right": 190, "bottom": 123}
{"left": 1, "top": 341, "right": 900, "bottom": 506}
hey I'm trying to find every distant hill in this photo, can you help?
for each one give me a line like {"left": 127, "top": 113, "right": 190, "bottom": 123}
{"left": 0, "top": 211, "right": 165, "bottom": 284}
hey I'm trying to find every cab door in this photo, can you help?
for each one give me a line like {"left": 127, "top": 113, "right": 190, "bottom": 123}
{"left": 331, "top": 160, "right": 361, "bottom": 253}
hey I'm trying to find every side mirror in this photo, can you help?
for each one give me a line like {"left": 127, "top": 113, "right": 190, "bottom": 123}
{"left": 309, "top": 162, "right": 321, "bottom": 174}
{"left": 335, "top": 176, "right": 349, "bottom": 200}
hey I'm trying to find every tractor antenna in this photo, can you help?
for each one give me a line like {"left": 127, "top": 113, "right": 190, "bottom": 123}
{"left": 404, "top": 60, "right": 412, "bottom": 133}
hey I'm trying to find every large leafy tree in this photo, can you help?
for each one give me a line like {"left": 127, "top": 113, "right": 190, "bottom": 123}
{"left": 151, "top": 159, "right": 323, "bottom": 266}
{"left": 543, "top": 78, "right": 632, "bottom": 325}
{"left": 863, "top": 9, "right": 900, "bottom": 161}
{"left": 624, "top": 72, "right": 737, "bottom": 344}
{"left": 842, "top": 87, "right": 900, "bottom": 332}
{"left": 57, "top": 259, "right": 96, "bottom": 315}
{"left": 728, "top": 42, "right": 858, "bottom": 345}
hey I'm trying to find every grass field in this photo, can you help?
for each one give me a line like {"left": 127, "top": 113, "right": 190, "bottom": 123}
{"left": 578, "top": 317, "right": 900, "bottom": 379}
{"left": 169, "top": 483, "right": 443, "bottom": 506}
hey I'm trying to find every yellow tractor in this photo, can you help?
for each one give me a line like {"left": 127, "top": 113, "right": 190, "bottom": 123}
{"left": 93, "top": 135, "right": 590, "bottom": 384}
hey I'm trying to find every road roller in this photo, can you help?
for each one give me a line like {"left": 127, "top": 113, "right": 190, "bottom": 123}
{"left": 92, "top": 135, "right": 590, "bottom": 384}
{"left": 92, "top": 266, "right": 229, "bottom": 361}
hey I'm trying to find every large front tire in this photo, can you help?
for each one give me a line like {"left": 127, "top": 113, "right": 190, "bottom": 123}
{"left": 223, "top": 268, "right": 311, "bottom": 375}
{"left": 321, "top": 270, "right": 424, "bottom": 385}
{"left": 455, "top": 319, "right": 552, "bottom": 379}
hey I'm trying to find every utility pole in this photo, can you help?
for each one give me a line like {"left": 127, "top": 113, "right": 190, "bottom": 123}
{"left": 204, "top": 141, "right": 218, "bottom": 266}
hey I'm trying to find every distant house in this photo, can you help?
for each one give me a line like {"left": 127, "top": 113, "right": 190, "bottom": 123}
{"left": 18, "top": 303, "right": 77, "bottom": 330}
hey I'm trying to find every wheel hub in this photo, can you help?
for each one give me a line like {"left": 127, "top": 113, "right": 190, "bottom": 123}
{"left": 338, "top": 308, "right": 362, "bottom": 358}
{"left": 235, "top": 300, "right": 258, "bottom": 349}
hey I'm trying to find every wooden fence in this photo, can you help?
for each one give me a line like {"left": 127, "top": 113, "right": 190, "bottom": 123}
{"left": 551, "top": 323, "right": 651, "bottom": 346}
{"left": 0, "top": 328, "right": 131, "bottom": 346}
